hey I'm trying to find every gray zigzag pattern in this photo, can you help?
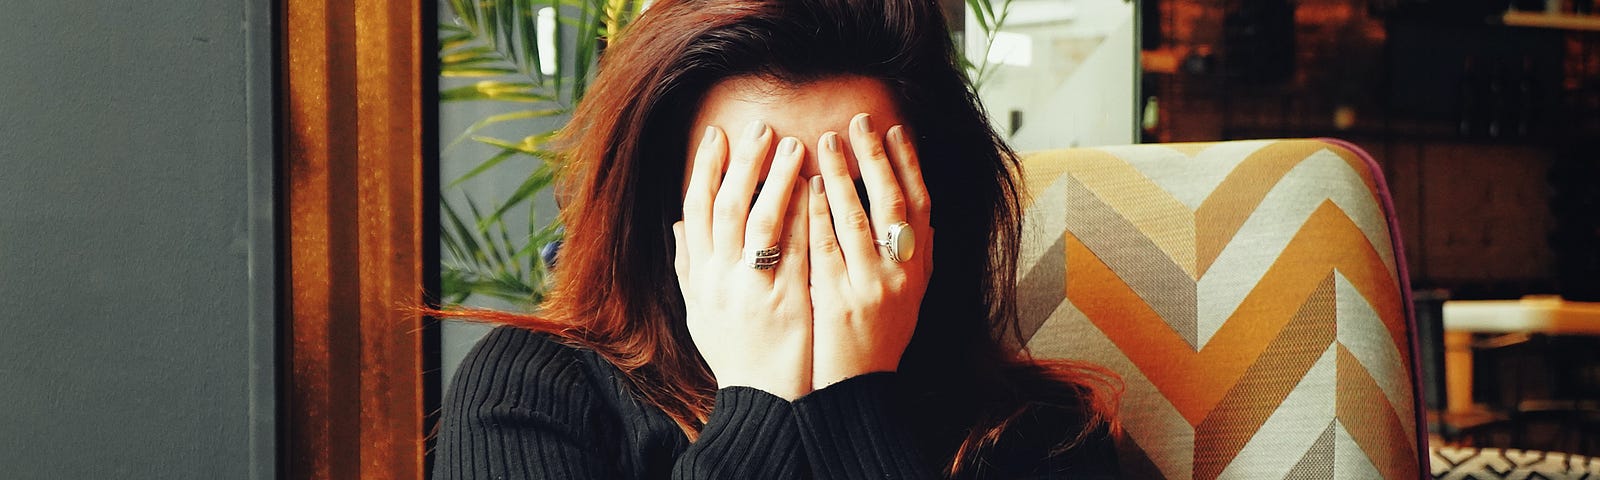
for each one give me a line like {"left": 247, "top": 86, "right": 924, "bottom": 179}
{"left": 1064, "top": 173, "right": 1199, "bottom": 349}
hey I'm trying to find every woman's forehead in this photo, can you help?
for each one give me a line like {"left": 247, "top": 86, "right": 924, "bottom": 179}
{"left": 695, "top": 76, "right": 903, "bottom": 136}
{"left": 687, "top": 75, "right": 906, "bottom": 178}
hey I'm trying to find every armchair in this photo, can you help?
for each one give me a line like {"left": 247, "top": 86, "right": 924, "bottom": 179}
{"left": 1016, "top": 139, "right": 1427, "bottom": 479}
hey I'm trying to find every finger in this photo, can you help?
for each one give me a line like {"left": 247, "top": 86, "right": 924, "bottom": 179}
{"left": 743, "top": 136, "right": 804, "bottom": 257}
{"left": 774, "top": 180, "right": 810, "bottom": 282}
{"left": 682, "top": 126, "right": 726, "bottom": 261}
{"left": 815, "top": 131, "right": 876, "bottom": 268}
{"left": 848, "top": 113, "right": 909, "bottom": 230}
{"left": 711, "top": 120, "right": 774, "bottom": 256}
{"left": 672, "top": 220, "right": 689, "bottom": 287}
{"left": 884, "top": 125, "right": 931, "bottom": 229}
{"left": 807, "top": 175, "right": 846, "bottom": 282}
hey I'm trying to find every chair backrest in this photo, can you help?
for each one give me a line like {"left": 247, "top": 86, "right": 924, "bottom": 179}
{"left": 1017, "top": 139, "right": 1425, "bottom": 480}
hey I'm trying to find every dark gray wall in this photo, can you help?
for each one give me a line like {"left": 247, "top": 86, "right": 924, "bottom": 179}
{"left": 0, "top": 1, "right": 275, "bottom": 479}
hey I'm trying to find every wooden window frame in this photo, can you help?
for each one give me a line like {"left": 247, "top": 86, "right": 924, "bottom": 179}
{"left": 281, "top": 0, "right": 440, "bottom": 478}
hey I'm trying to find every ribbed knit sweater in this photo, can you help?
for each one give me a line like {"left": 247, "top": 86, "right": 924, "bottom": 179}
{"left": 434, "top": 326, "right": 1118, "bottom": 479}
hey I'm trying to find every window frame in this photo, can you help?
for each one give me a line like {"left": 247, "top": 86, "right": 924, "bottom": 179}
{"left": 280, "top": 0, "right": 440, "bottom": 478}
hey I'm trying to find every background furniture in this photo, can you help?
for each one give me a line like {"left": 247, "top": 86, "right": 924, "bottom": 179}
{"left": 1440, "top": 297, "right": 1600, "bottom": 455}
{"left": 1142, "top": 1, "right": 1600, "bottom": 303}
{"left": 1017, "top": 139, "right": 1427, "bottom": 479}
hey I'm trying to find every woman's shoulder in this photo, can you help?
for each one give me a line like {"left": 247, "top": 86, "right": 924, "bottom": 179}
{"left": 447, "top": 325, "right": 626, "bottom": 412}
{"left": 459, "top": 325, "right": 599, "bottom": 372}
{"left": 945, "top": 364, "right": 1118, "bottom": 478}
{"left": 439, "top": 326, "right": 694, "bottom": 477}
{"left": 991, "top": 384, "right": 1120, "bottom": 478}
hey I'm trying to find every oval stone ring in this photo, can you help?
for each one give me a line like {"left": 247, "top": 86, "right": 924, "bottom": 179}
{"left": 874, "top": 222, "right": 915, "bottom": 263}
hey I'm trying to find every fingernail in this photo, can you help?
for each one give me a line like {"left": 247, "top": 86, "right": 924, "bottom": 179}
{"left": 702, "top": 125, "right": 717, "bottom": 145}
{"left": 823, "top": 132, "right": 840, "bottom": 153}
{"left": 887, "top": 125, "right": 904, "bottom": 144}
{"left": 811, "top": 175, "right": 824, "bottom": 194}
{"left": 778, "top": 137, "right": 798, "bottom": 156}
{"left": 854, "top": 113, "right": 873, "bottom": 133}
{"left": 745, "top": 120, "right": 768, "bottom": 140}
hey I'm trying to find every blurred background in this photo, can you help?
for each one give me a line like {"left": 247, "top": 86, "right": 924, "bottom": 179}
{"left": 1132, "top": 0, "right": 1600, "bottom": 455}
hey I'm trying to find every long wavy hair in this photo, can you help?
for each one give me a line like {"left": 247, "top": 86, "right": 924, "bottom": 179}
{"left": 439, "top": 0, "right": 1119, "bottom": 476}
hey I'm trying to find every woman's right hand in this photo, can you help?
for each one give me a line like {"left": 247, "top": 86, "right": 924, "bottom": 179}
{"left": 674, "top": 121, "right": 814, "bottom": 401}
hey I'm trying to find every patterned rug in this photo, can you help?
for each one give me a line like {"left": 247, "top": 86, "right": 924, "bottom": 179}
{"left": 1431, "top": 446, "right": 1600, "bottom": 480}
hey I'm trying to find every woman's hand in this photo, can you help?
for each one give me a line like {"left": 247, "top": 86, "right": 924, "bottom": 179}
{"left": 807, "top": 113, "right": 934, "bottom": 390}
{"left": 675, "top": 121, "right": 814, "bottom": 400}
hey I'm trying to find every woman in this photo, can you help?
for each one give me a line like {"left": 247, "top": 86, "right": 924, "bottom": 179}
{"left": 433, "top": 0, "right": 1120, "bottom": 478}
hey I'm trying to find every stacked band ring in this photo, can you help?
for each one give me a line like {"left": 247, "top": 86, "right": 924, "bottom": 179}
{"left": 746, "top": 245, "right": 781, "bottom": 270}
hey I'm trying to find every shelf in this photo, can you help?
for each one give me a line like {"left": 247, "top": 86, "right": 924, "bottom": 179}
{"left": 1501, "top": 11, "right": 1600, "bottom": 31}
{"left": 1219, "top": 122, "right": 1587, "bottom": 146}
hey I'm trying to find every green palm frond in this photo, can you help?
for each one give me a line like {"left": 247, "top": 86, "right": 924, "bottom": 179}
{"left": 440, "top": 196, "right": 560, "bottom": 310}
{"left": 439, "top": 0, "right": 640, "bottom": 309}
{"left": 964, "top": 0, "right": 1013, "bottom": 91}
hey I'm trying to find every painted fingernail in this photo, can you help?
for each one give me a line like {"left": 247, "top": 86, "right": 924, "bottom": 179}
{"left": 745, "top": 120, "right": 768, "bottom": 140}
{"left": 823, "top": 132, "right": 840, "bottom": 153}
{"left": 702, "top": 125, "right": 717, "bottom": 145}
{"left": 811, "top": 175, "right": 824, "bottom": 194}
{"left": 778, "top": 137, "right": 798, "bottom": 156}
{"left": 854, "top": 113, "right": 873, "bottom": 133}
{"left": 887, "top": 125, "right": 904, "bottom": 144}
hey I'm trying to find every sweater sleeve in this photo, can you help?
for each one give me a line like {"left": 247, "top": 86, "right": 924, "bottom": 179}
{"left": 432, "top": 327, "right": 621, "bottom": 479}
{"left": 791, "top": 372, "right": 1120, "bottom": 480}
{"left": 791, "top": 372, "right": 939, "bottom": 479}
{"left": 432, "top": 327, "right": 807, "bottom": 480}
{"left": 670, "top": 387, "right": 806, "bottom": 479}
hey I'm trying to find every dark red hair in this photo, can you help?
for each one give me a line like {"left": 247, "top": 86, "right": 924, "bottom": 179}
{"left": 436, "top": 0, "right": 1120, "bottom": 475}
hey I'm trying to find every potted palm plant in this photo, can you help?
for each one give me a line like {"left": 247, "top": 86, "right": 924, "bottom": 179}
{"left": 438, "top": 0, "right": 1012, "bottom": 309}
{"left": 438, "top": 0, "right": 646, "bottom": 309}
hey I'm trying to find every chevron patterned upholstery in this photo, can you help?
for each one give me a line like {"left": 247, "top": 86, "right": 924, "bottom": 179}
{"left": 1017, "top": 139, "right": 1426, "bottom": 479}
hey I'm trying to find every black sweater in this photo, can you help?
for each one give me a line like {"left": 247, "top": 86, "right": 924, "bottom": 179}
{"left": 433, "top": 326, "right": 1119, "bottom": 479}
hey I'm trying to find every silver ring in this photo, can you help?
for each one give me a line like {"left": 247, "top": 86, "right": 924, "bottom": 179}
{"left": 745, "top": 245, "right": 781, "bottom": 270}
{"left": 874, "top": 222, "right": 915, "bottom": 263}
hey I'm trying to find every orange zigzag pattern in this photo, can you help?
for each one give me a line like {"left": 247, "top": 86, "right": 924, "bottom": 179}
{"left": 1339, "top": 344, "right": 1419, "bottom": 479}
{"left": 1193, "top": 274, "right": 1339, "bottom": 480}
{"left": 1195, "top": 140, "right": 1382, "bottom": 277}
{"left": 1067, "top": 200, "right": 1407, "bottom": 427}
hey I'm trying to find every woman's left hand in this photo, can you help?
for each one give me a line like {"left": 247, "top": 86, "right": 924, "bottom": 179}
{"left": 807, "top": 113, "right": 935, "bottom": 390}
